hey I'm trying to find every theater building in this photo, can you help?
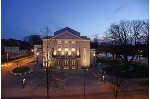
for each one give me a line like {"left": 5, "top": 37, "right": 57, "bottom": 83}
{"left": 41, "top": 27, "right": 95, "bottom": 70}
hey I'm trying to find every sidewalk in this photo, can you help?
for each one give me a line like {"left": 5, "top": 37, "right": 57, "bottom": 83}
{"left": 1, "top": 56, "right": 34, "bottom": 67}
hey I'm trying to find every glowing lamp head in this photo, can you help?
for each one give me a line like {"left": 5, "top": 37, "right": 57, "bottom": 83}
{"left": 93, "top": 52, "right": 95, "bottom": 56}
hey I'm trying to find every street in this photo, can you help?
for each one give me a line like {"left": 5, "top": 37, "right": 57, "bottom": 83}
{"left": 1, "top": 56, "right": 34, "bottom": 71}
{"left": 1, "top": 56, "right": 149, "bottom": 99}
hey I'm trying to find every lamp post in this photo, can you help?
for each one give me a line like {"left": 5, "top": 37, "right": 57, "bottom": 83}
{"left": 6, "top": 53, "right": 8, "bottom": 66}
{"left": 36, "top": 52, "right": 39, "bottom": 72}
{"left": 31, "top": 49, "right": 33, "bottom": 55}
{"left": 83, "top": 68, "right": 85, "bottom": 99}
{"left": 31, "top": 49, "right": 34, "bottom": 61}
{"left": 103, "top": 75, "right": 105, "bottom": 84}
{"left": 83, "top": 68, "right": 88, "bottom": 99}
{"left": 93, "top": 52, "right": 96, "bottom": 70}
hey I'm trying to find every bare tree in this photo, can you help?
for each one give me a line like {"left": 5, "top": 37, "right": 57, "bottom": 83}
{"left": 141, "top": 19, "right": 149, "bottom": 45}
{"left": 91, "top": 35, "right": 100, "bottom": 54}
{"left": 31, "top": 26, "right": 66, "bottom": 99}
{"left": 140, "top": 20, "right": 149, "bottom": 60}
{"left": 107, "top": 20, "right": 148, "bottom": 71}
{"left": 98, "top": 32, "right": 111, "bottom": 57}
{"left": 93, "top": 19, "right": 148, "bottom": 99}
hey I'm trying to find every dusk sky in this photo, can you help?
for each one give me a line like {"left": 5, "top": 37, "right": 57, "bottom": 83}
{"left": 2, "top": 0, "right": 149, "bottom": 40}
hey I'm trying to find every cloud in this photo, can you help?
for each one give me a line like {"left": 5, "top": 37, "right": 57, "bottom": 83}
{"left": 108, "top": 0, "right": 135, "bottom": 20}
{"left": 113, "top": 3, "right": 127, "bottom": 14}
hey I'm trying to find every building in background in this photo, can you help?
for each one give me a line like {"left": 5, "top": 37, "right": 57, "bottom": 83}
{"left": 1, "top": 38, "right": 32, "bottom": 61}
{"left": 1, "top": 39, "right": 19, "bottom": 60}
{"left": 34, "top": 45, "right": 43, "bottom": 63}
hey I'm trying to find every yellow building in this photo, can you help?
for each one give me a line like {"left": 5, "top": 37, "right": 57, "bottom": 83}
{"left": 42, "top": 27, "right": 95, "bottom": 70}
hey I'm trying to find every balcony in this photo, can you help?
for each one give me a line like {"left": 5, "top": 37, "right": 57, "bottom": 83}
{"left": 52, "top": 54, "right": 80, "bottom": 59}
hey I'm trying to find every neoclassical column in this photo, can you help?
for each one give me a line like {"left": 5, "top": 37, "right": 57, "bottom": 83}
{"left": 75, "top": 60, "right": 78, "bottom": 69}
{"left": 61, "top": 59, "right": 64, "bottom": 70}
{"left": 70, "top": 60, "right": 72, "bottom": 70}
{"left": 68, "top": 60, "right": 71, "bottom": 70}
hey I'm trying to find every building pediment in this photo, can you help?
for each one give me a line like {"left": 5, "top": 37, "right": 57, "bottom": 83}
{"left": 42, "top": 27, "right": 90, "bottom": 40}
{"left": 52, "top": 31, "right": 82, "bottom": 39}
{"left": 54, "top": 27, "right": 80, "bottom": 36}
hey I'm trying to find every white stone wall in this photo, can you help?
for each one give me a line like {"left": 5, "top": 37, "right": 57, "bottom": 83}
{"left": 79, "top": 40, "right": 90, "bottom": 68}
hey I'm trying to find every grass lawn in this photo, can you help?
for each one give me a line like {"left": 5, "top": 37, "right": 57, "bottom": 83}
{"left": 102, "top": 65, "right": 130, "bottom": 72}
{"left": 12, "top": 66, "right": 30, "bottom": 73}
{"left": 96, "top": 58, "right": 112, "bottom": 65}
{"left": 126, "top": 64, "right": 149, "bottom": 78}
{"left": 102, "top": 64, "right": 149, "bottom": 78}
{"left": 97, "top": 58, "right": 149, "bottom": 78}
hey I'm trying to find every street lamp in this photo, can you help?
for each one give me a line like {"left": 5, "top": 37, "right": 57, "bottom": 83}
{"left": 93, "top": 52, "right": 96, "bottom": 70}
{"left": 31, "top": 49, "right": 34, "bottom": 55}
{"left": 37, "top": 52, "right": 39, "bottom": 56}
{"left": 93, "top": 53, "right": 95, "bottom": 57}
{"left": 82, "top": 68, "right": 88, "bottom": 99}
{"left": 36, "top": 52, "right": 39, "bottom": 72}
{"left": 6, "top": 53, "right": 8, "bottom": 66}
{"left": 103, "top": 76, "right": 105, "bottom": 84}
{"left": 83, "top": 68, "right": 85, "bottom": 99}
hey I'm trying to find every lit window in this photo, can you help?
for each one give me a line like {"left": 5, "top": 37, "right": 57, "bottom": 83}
{"left": 65, "top": 41, "right": 68, "bottom": 44}
{"left": 65, "top": 47, "right": 68, "bottom": 51}
{"left": 65, "top": 51, "right": 68, "bottom": 56}
{"left": 57, "top": 61, "right": 60, "bottom": 66}
{"left": 72, "top": 48, "right": 75, "bottom": 51}
{"left": 58, "top": 41, "right": 61, "bottom": 44}
{"left": 72, "top": 41, "right": 75, "bottom": 44}
{"left": 72, "top": 52, "right": 74, "bottom": 56}
{"left": 72, "top": 61, "right": 75, "bottom": 66}
{"left": 64, "top": 61, "right": 68, "bottom": 65}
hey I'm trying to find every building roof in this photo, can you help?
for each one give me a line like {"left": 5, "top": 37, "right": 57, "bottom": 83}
{"left": 2, "top": 40, "right": 19, "bottom": 47}
{"left": 43, "top": 27, "right": 90, "bottom": 40}
{"left": 54, "top": 27, "right": 80, "bottom": 36}
{"left": 80, "top": 36, "right": 89, "bottom": 39}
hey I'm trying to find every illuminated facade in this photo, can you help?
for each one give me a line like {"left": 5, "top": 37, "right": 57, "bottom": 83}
{"left": 42, "top": 27, "right": 92, "bottom": 70}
